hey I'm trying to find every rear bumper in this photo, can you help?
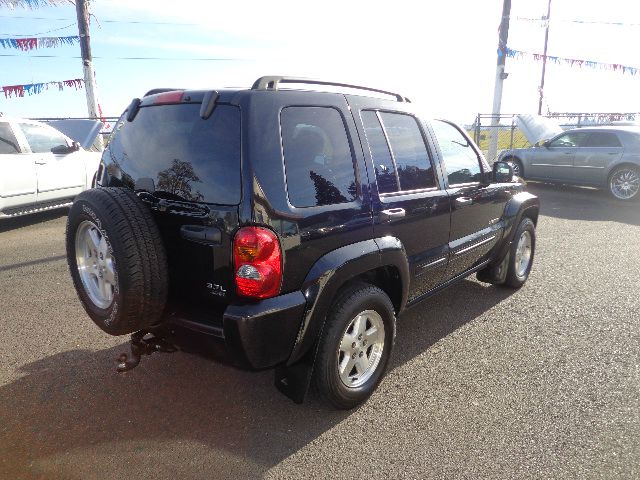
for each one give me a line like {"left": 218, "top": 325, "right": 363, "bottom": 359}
{"left": 168, "top": 291, "right": 306, "bottom": 369}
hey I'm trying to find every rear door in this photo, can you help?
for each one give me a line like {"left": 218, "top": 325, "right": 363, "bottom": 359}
{"left": 349, "top": 96, "right": 451, "bottom": 301}
{"left": 0, "top": 121, "right": 37, "bottom": 211}
{"left": 528, "top": 131, "right": 588, "bottom": 181}
{"left": 431, "top": 120, "right": 508, "bottom": 280}
{"left": 18, "top": 122, "right": 85, "bottom": 202}
{"left": 573, "top": 131, "right": 623, "bottom": 185}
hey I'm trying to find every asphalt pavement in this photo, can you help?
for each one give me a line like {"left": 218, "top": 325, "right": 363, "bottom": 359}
{"left": 0, "top": 182, "right": 638, "bottom": 479}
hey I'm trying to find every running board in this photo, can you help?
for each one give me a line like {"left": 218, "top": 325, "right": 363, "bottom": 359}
{"left": 0, "top": 199, "right": 73, "bottom": 218}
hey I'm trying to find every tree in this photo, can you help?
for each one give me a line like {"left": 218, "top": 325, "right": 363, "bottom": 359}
{"left": 157, "top": 159, "right": 204, "bottom": 202}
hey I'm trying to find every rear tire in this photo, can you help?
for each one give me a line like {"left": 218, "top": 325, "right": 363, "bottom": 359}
{"left": 608, "top": 165, "right": 640, "bottom": 201}
{"left": 66, "top": 187, "right": 169, "bottom": 336}
{"left": 314, "top": 283, "right": 396, "bottom": 409}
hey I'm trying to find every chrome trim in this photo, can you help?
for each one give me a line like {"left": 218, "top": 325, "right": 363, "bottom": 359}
{"left": 530, "top": 163, "right": 572, "bottom": 168}
{"left": 415, "top": 257, "right": 446, "bottom": 276}
{"left": 454, "top": 235, "right": 496, "bottom": 256}
{"left": 573, "top": 165, "right": 606, "bottom": 169}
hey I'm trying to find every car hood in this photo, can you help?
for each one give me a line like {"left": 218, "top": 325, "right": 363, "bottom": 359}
{"left": 516, "top": 114, "right": 563, "bottom": 145}
{"left": 44, "top": 119, "right": 103, "bottom": 150}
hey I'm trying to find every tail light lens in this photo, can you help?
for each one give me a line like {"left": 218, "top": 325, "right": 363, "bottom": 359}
{"left": 233, "top": 227, "right": 282, "bottom": 299}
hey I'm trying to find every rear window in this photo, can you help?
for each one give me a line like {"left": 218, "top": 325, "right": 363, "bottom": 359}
{"left": 106, "top": 104, "right": 241, "bottom": 205}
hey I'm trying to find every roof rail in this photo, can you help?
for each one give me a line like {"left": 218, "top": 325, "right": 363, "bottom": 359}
{"left": 143, "top": 88, "right": 183, "bottom": 97}
{"left": 251, "top": 76, "right": 410, "bottom": 103}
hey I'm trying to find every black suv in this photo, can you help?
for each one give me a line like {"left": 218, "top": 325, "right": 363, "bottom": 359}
{"left": 66, "top": 76, "right": 539, "bottom": 409}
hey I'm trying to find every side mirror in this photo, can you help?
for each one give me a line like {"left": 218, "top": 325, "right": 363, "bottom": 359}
{"left": 493, "top": 161, "right": 513, "bottom": 183}
{"left": 51, "top": 142, "right": 79, "bottom": 155}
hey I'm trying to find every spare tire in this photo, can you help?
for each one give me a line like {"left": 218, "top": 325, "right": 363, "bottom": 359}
{"left": 66, "top": 187, "right": 169, "bottom": 336}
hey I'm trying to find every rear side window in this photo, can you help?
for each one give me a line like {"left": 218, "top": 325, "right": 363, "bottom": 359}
{"left": 281, "top": 106, "right": 357, "bottom": 208}
{"left": 19, "top": 123, "right": 68, "bottom": 153}
{"left": 106, "top": 104, "right": 241, "bottom": 205}
{"left": 361, "top": 111, "right": 436, "bottom": 193}
{"left": 583, "top": 132, "right": 622, "bottom": 148}
{"left": 432, "top": 120, "right": 482, "bottom": 185}
{"left": 0, "top": 123, "right": 19, "bottom": 154}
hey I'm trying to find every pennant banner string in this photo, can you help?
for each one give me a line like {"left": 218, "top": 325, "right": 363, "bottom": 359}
{"left": 502, "top": 47, "right": 640, "bottom": 77}
{"left": 0, "top": 35, "right": 79, "bottom": 50}
{"left": 515, "top": 16, "right": 640, "bottom": 28}
{"left": 2, "top": 78, "right": 83, "bottom": 99}
{"left": 0, "top": 0, "right": 69, "bottom": 8}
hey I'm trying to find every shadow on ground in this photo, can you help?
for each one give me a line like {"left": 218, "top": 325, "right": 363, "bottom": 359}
{"left": 0, "top": 279, "right": 512, "bottom": 478}
{"left": 0, "top": 209, "right": 68, "bottom": 233}
{"left": 527, "top": 182, "right": 640, "bottom": 225}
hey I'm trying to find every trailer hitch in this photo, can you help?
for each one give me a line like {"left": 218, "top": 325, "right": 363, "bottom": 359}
{"left": 116, "top": 330, "right": 178, "bottom": 372}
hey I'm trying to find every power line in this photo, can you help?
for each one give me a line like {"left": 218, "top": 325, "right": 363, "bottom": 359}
{"left": 0, "top": 14, "right": 204, "bottom": 26}
{"left": 0, "top": 22, "right": 75, "bottom": 37}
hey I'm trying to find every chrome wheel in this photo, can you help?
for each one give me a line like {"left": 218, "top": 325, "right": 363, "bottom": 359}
{"left": 337, "top": 310, "right": 385, "bottom": 388}
{"left": 75, "top": 220, "right": 117, "bottom": 309}
{"left": 514, "top": 230, "right": 532, "bottom": 278}
{"left": 610, "top": 168, "right": 640, "bottom": 200}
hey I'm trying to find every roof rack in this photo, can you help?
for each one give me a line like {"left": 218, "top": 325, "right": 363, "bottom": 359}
{"left": 251, "top": 76, "right": 410, "bottom": 103}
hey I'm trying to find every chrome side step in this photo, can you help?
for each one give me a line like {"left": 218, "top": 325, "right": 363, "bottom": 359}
{"left": 0, "top": 199, "right": 73, "bottom": 218}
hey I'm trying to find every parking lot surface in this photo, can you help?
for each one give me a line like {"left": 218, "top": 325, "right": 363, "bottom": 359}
{"left": 0, "top": 183, "right": 638, "bottom": 479}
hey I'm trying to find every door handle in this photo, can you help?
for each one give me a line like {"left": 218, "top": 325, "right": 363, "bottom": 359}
{"left": 564, "top": 152, "right": 573, "bottom": 155}
{"left": 380, "top": 208, "right": 406, "bottom": 222}
{"left": 35, "top": 160, "right": 48, "bottom": 165}
{"left": 455, "top": 197, "right": 473, "bottom": 207}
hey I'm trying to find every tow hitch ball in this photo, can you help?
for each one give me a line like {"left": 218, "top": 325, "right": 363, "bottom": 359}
{"left": 116, "top": 330, "right": 177, "bottom": 372}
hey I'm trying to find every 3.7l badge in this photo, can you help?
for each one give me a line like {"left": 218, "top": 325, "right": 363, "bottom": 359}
{"left": 206, "top": 283, "right": 227, "bottom": 297}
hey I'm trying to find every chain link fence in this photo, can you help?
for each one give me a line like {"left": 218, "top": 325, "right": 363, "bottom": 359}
{"left": 471, "top": 112, "right": 640, "bottom": 162}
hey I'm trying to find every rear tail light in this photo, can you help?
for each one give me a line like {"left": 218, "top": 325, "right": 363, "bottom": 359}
{"left": 233, "top": 227, "right": 282, "bottom": 299}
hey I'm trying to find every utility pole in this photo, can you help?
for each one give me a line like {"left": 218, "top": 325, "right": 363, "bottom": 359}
{"left": 537, "top": 0, "right": 552, "bottom": 115}
{"left": 487, "top": 0, "right": 511, "bottom": 163}
{"left": 75, "top": 0, "right": 103, "bottom": 148}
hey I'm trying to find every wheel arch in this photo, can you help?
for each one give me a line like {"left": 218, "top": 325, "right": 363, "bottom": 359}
{"left": 285, "top": 237, "right": 409, "bottom": 366}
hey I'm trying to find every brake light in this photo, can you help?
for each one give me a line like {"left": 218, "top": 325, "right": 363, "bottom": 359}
{"left": 233, "top": 227, "right": 282, "bottom": 299}
{"left": 153, "top": 90, "right": 184, "bottom": 105}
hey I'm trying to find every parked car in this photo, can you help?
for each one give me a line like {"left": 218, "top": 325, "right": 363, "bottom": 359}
{"left": 0, "top": 116, "right": 101, "bottom": 218}
{"left": 65, "top": 77, "right": 540, "bottom": 409}
{"left": 498, "top": 126, "right": 640, "bottom": 201}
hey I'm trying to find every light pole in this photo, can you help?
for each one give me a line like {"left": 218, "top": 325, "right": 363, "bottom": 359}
{"left": 538, "top": 0, "right": 552, "bottom": 115}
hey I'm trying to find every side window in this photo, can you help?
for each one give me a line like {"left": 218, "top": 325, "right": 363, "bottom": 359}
{"left": 361, "top": 111, "right": 398, "bottom": 193}
{"left": 583, "top": 132, "right": 622, "bottom": 148}
{"left": 0, "top": 123, "right": 20, "bottom": 154}
{"left": 361, "top": 110, "right": 436, "bottom": 194}
{"left": 548, "top": 132, "right": 587, "bottom": 148}
{"left": 432, "top": 120, "right": 482, "bottom": 185}
{"left": 281, "top": 106, "right": 357, "bottom": 208}
{"left": 379, "top": 112, "right": 436, "bottom": 191}
{"left": 19, "top": 123, "right": 68, "bottom": 154}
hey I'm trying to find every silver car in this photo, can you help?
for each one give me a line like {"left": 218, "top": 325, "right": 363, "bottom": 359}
{"left": 498, "top": 126, "right": 640, "bottom": 201}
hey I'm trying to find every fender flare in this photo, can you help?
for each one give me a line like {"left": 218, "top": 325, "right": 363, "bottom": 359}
{"left": 286, "top": 236, "right": 409, "bottom": 366}
{"left": 491, "top": 191, "right": 540, "bottom": 267}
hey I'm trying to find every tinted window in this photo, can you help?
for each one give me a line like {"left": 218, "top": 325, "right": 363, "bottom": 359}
{"left": 19, "top": 123, "right": 68, "bottom": 153}
{"left": 281, "top": 107, "right": 357, "bottom": 208}
{"left": 583, "top": 132, "right": 622, "bottom": 148}
{"left": 379, "top": 112, "right": 436, "bottom": 191}
{"left": 361, "top": 111, "right": 398, "bottom": 193}
{"left": 432, "top": 120, "right": 482, "bottom": 185}
{"left": 0, "top": 123, "right": 19, "bottom": 154}
{"left": 548, "top": 132, "right": 587, "bottom": 147}
{"left": 105, "top": 104, "right": 241, "bottom": 205}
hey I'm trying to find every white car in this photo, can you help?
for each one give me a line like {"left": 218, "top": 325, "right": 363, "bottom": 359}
{"left": 0, "top": 116, "right": 101, "bottom": 218}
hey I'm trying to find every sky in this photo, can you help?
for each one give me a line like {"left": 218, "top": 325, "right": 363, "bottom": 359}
{"left": 1, "top": 0, "right": 640, "bottom": 125}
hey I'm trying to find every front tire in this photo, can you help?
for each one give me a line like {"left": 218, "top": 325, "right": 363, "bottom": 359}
{"left": 314, "top": 283, "right": 396, "bottom": 409}
{"left": 608, "top": 165, "right": 640, "bottom": 201}
{"left": 503, "top": 217, "right": 536, "bottom": 289}
{"left": 507, "top": 157, "right": 524, "bottom": 178}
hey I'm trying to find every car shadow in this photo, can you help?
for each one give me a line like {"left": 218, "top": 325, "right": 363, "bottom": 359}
{"left": 0, "top": 209, "right": 68, "bottom": 233}
{"left": 0, "top": 277, "right": 515, "bottom": 478}
{"left": 526, "top": 182, "right": 640, "bottom": 226}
